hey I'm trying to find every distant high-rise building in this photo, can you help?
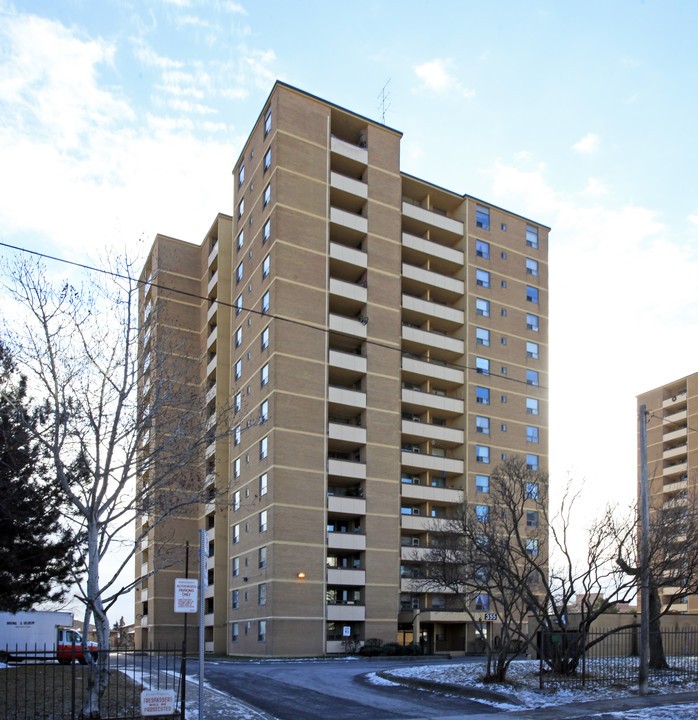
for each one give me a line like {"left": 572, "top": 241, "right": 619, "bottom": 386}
{"left": 135, "top": 81, "right": 549, "bottom": 656}
{"left": 638, "top": 373, "right": 698, "bottom": 613}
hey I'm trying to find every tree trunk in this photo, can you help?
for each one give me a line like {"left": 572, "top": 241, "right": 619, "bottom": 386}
{"left": 648, "top": 585, "right": 669, "bottom": 671}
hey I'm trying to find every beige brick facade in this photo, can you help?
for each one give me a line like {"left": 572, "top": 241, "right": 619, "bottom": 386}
{"left": 136, "top": 82, "right": 549, "bottom": 656}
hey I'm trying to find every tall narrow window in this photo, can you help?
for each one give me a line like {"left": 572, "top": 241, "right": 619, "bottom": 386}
{"left": 234, "top": 457, "right": 240, "bottom": 478}
{"left": 233, "top": 524, "right": 240, "bottom": 544}
{"left": 233, "top": 490, "right": 240, "bottom": 511}
{"left": 258, "top": 583, "right": 266, "bottom": 606}
{"left": 238, "top": 161, "right": 245, "bottom": 186}
{"left": 259, "top": 546, "right": 267, "bottom": 569}
{"left": 237, "top": 230, "right": 244, "bottom": 249}
{"left": 261, "top": 363, "right": 269, "bottom": 387}
{"left": 261, "top": 326, "right": 269, "bottom": 350}
{"left": 263, "top": 219, "right": 270, "bottom": 243}
{"left": 237, "top": 199, "right": 244, "bottom": 219}
{"left": 260, "top": 400, "right": 268, "bottom": 422}
{"left": 234, "top": 392, "right": 241, "bottom": 412}
{"left": 232, "top": 591, "right": 239, "bottom": 610}
{"left": 264, "top": 109, "right": 271, "bottom": 137}
{"left": 262, "top": 291, "right": 270, "bottom": 314}
{"left": 235, "top": 327, "right": 242, "bottom": 347}
{"left": 232, "top": 557, "right": 239, "bottom": 576}
{"left": 259, "top": 472, "right": 268, "bottom": 496}
{"left": 260, "top": 436, "right": 268, "bottom": 460}
{"left": 476, "top": 239, "right": 489, "bottom": 258}
{"left": 476, "top": 205, "right": 490, "bottom": 230}
{"left": 526, "top": 225, "right": 539, "bottom": 248}
{"left": 259, "top": 509, "right": 268, "bottom": 532}
{"left": 235, "top": 294, "right": 243, "bottom": 316}
{"left": 263, "top": 184, "right": 271, "bottom": 207}
{"left": 264, "top": 148, "right": 271, "bottom": 171}
{"left": 234, "top": 425, "right": 241, "bottom": 446}
{"left": 258, "top": 620, "right": 266, "bottom": 641}
{"left": 262, "top": 255, "right": 270, "bottom": 278}
{"left": 235, "top": 359, "right": 242, "bottom": 380}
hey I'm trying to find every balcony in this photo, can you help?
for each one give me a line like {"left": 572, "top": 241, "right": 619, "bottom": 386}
{"left": 401, "top": 325, "right": 464, "bottom": 357}
{"left": 206, "top": 325, "right": 218, "bottom": 351}
{"left": 329, "top": 277, "right": 367, "bottom": 314}
{"left": 402, "top": 294, "right": 464, "bottom": 329}
{"left": 327, "top": 568, "right": 365, "bottom": 586}
{"left": 402, "top": 201, "right": 464, "bottom": 237}
{"left": 401, "top": 388, "right": 463, "bottom": 416}
{"left": 401, "top": 483, "right": 463, "bottom": 504}
{"left": 664, "top": 427, "right": 688, "bottom": 443}
{"left": 205, "top": 384, "right": 216, "bottom": 405}
{"left": 664, "top": 479, "right": 688, "bottom": 494}
{"left": 326, "top": 603, "right": 366, "bottom": 622}
{"left": 329, "top": 349, "right": 367, "bottom": 376}
{"left": 402, "top": 263, "right": 464, "bottom": 301}
{"left": 664, "top": 409, "right": 687, "bottom": 425}
{"left": 328, "top": 458, "right": 367, "bottom": 480}
{"left": 402, "top": 231, "right": 464, "bottom": 269}
{"left": 140, "top": 615, "right": 148, "bottom": 628}
{"left": 328, "top": 422, "right": 366, "bottom": 445}
{"left": 207, "top": 301, "right": 217, "bottom": 323}
{"left": 206, "top": 354, "right": 217, "bottom": 377}
{"left": 401, "top": 514, "right": 452, "bottom": 532}
{"left": 663, "top": 461, "right": 688, "bottom": 478}
{"left": 331, "top": 135, "right": 368, "bottom": 166}
{"left": 207, "top": 241, "right": 219, "bottom": 267}
{"left": 207, "top": 269, "right": 218, "bottom": 296}
{"left": 331, "top": 171, "right": 368, "bottom": 200}
{"left": 329, "top": 313, "right": 367, "bottom": 340}
{"left": 662, "top": 391, "right": 687, "bottom": 409}
{"left": 140, "top": 588, "right": 148, "bottom": 602}
{"left": 327, "top": 532, "right": 366, "bottom": 551}
{"left": 328, "top": 385, "right": 366, "bottom": 410}
{"left": 401, "top": 419, "right": 463, "bottom": 446}
{"left": 330, "top": 207, "right": 368, "bottom": 235}
{"left": 401, "top": 546, "right": 431, "bottom": 561}
{"left": 329, "top": 242, "right": 367, "bottom": 269}
{"left": 663, "top": 444, "right": 688, "bottom": 461}
{"left": 327, "top": 495, "right": 366, "bottom": 516}
{"left": 401, "top": 355, "right": 464, "bottom": 386}
{"left": 205, "top": 585, "right": 215, "bottom": 599}
{"left": 400, "top": 450, "right": 463, "bottom": 475}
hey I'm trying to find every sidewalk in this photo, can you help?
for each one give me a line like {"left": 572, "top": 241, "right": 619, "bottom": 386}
{"left": 183, "top": 676, "right": 274, "bottom": 720}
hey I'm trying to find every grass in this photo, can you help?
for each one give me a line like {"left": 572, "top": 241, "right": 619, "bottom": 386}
{"left": 0, "top": 664, "right": 145, "bottom": 719}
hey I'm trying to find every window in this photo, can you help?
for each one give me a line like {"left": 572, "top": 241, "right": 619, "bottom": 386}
{"left": 260, "top": 436, "right": 268, "bottom": 460}
{"left": 476, "top": 475, "right": 489, "bottom": 493}
{"left": 234, "top": 424, "right": 241, "bottom": 446}
{"left": 526, "top": 482, "right": 539, "bottom": 499}
{"left": 233, "top": 490, "right": 240, "bottom": 511}
{"left": 232, "top": 557, "right": 239, "bottom": 577}
{"left": 526, "top": 539, "right": 539, "bottom": 557}
{"left": 476, "top": 505, "right": 489, "bottom": 523}
{"left": 476, "top": 386, "right": 490, "bottom": 405}
{"left": 526, "top": 455, "right": 539, "bottom": 472}
{"left": 259, "top": 546, "right": 267, "bottom": 569}
{"left": 526, "top": 258, "right": 539, "bottom": 276}
{"left": 526, "top": 225, "right": 539, "bottom": 248}
{"left": 264, "top": 109, "right": 271, "bottom": 136}
{"left": 501, "top": 223, "right": 507, "bottom": 231}
{"left": 236, "top": 262, "right": 243, "bottom": 284}
{"left": 501, "top": 280, "right": 507, "bottom": 288}
{"left": 237, "top": 230, "right": 243, "bottom": 250}
{"left": 263, "top": 183, "right": 271, "bottom": 207}
{"left": 476, "top": 205, "right": 490, "bottom": 230}
{"left": 476, "top": 357, "right": 490, "bottom": 375}
{"left": 261, "top": 326, "right": 269, "bottom": 350}
{"left": 527, "top": 369, "right": 539, "bottom": 387}
{"left": 527, "top": 511, "right": 539, "bottom": 528}
{"left": 262, "top": 291, "right": 270, "bottom": 314}
{"left": 232, "top": 622, "right": 239, "bottom": 641}
{"left": 527, "top": 398, "right": 539, "bottom": 415}
{"left": 235, "top": 359, "right": 242, "bottom": 380}
{"left": 260, "top": 399, "right": 268, "bottom": 422}
{"left": 232, "top": 590, "right": 239, "bottom": 609}
{"left": 501, "top": 395, "right": 507, "bottom": 403}
{"left": 235, "top": 327, "right": 242, "bottom": 347}
{"left": 501, "top": 308, "right": 507, "bottom": 317}
{"left": 259, "top": 509, "right": 268, "bottom": 532}
{"left": 476, "top": 416, "right": 490, "bottom": 434}
{"left": 476, "top": 269, "right": 490, "bottom": 288}
{"left": 237, "top": 199, "right": 244, "bottom": 219}
{"left": 262, "top": 254, "right": 270, "bottom": 278}
{"left": 526, "top": 286, "right": 539, "bottom": 304}
{"left": 476, "top": 445, "right": 490, "bottom": 464}
{"left": 259, "top": 472, "right": 268, "bottom": 496}
{"left": 234, "top": 457, "right": 240, "bottom": 478}
{"left": 234, "top": 392, "right": 241, "bottom": 413}
{"left": 526, "top": 314, "right": 539, "bottom": 332}
{"left": 476, "top": 328, "right": 490, "bottom": 347}
{"left": 258, "top": 583, "right": 266, "bottom": 606}
{"left": 238, "top": 161, "right": 245, "bottom": 186}
{"left": 258, "top": 620, "right": 267, "bottom": 641}
{"left": 233, "top": 524, "right": 240, "bottom": 544}
{"left": 476, "top": 239, "right": 489, "bottom": 259}
{"left": 235, "top": 294, "right": 243, "bottom": 316}
{"left": 501, "top": 423, "right": 507, "bottom": 432}
{"left": 526, "top": 341, "right": 539, "bottom": 359}
{"left": 527, "top": 426, "right": 539, "bottom": 443}
{"left": 475, "top": 594, "right": 489, "bottom": 611}
{"left": 263, "top": 219, "right": 270, "bottom": 243}
{"left": 261, "top": 363, "right": 269, "bottom": 387}
{"left": 263, "top": 148, "right": 271, "bottom": 172}
{"left": 501, "top": 337, "right": 507, "bottom": 346}
{"left": 476, "top": 298, "right": 490, "bottom": 317}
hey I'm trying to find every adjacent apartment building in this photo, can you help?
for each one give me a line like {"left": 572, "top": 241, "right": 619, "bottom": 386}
{"left": 638, "top": 373, "right": 698, "bottom": 613}
{"left": 135, "top": 81, "right": 549, "bottom": 656}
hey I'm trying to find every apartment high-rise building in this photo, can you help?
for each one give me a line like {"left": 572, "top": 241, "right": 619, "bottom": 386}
{"left": 638, "top": 373, "right": 698, "bottom": 613}
{"left": 135, "top": 82, "right": 549, "bottom": 656}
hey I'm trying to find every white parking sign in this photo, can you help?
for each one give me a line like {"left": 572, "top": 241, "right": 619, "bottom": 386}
{"left": 174, "top": 578, "right": 198, "bottom": 613}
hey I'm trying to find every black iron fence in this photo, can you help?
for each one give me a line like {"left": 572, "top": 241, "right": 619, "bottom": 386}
{"left": 538, "top": 628, "right": 698, "bottom": 689}
{"left": 0, "top": 646, "right": 183, "bottom": 720}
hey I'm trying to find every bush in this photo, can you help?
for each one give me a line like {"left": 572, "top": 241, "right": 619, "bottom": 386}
{"left": 358, "top": 640, "right": 422, "bottom": 656}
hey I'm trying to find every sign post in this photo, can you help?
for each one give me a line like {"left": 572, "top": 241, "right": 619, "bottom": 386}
{"left": 198, "top": 529, "right": 206, "bottom": 720}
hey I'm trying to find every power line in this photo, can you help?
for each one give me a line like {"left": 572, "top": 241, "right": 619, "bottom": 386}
{"left": 0, "top": 240, "right": 549, "bottom": 392}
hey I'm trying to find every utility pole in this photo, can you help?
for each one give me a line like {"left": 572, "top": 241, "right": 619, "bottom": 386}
{"left": 638, "top": 403, "right": 650, "bottom": 695}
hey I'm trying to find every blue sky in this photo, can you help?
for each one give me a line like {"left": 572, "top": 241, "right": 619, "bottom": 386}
{"left": 2, "top": 0, "right": 698, "bottom": 619}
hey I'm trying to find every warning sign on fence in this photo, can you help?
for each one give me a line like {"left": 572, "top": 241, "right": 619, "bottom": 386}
{"left": 141, "top": 689, "right": 176, "bottom": 716}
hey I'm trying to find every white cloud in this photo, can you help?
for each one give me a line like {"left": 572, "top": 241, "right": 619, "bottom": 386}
{"left": 413, "top": 58, "right": 475, "bottom": 99}
{"left": 218, "top": 1, "right": 248, "bottom": 14}
{"left": 582, "top": 177, "right": 607, "bottom": 196}
{"left": 573, "top": 132, "right": 600, "bottom": 154}
{"left": 688, "top": 214, "right": 698, "bottom": 226}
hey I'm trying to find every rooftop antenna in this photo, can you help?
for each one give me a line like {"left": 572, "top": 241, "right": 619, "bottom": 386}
{"left": 378, "top": 79, "right": 391, "bottom": 124}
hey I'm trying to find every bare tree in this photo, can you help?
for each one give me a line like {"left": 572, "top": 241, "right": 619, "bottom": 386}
{"left": 2, "top": 255, "right": 230, "bottom": 718}
{"left": 616, "top": 491, "right": 698, "bottom": 670}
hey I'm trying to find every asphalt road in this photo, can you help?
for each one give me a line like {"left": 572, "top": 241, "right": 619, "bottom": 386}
{"left": 196, "top": 657, "right": 498, "bottom": 720}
